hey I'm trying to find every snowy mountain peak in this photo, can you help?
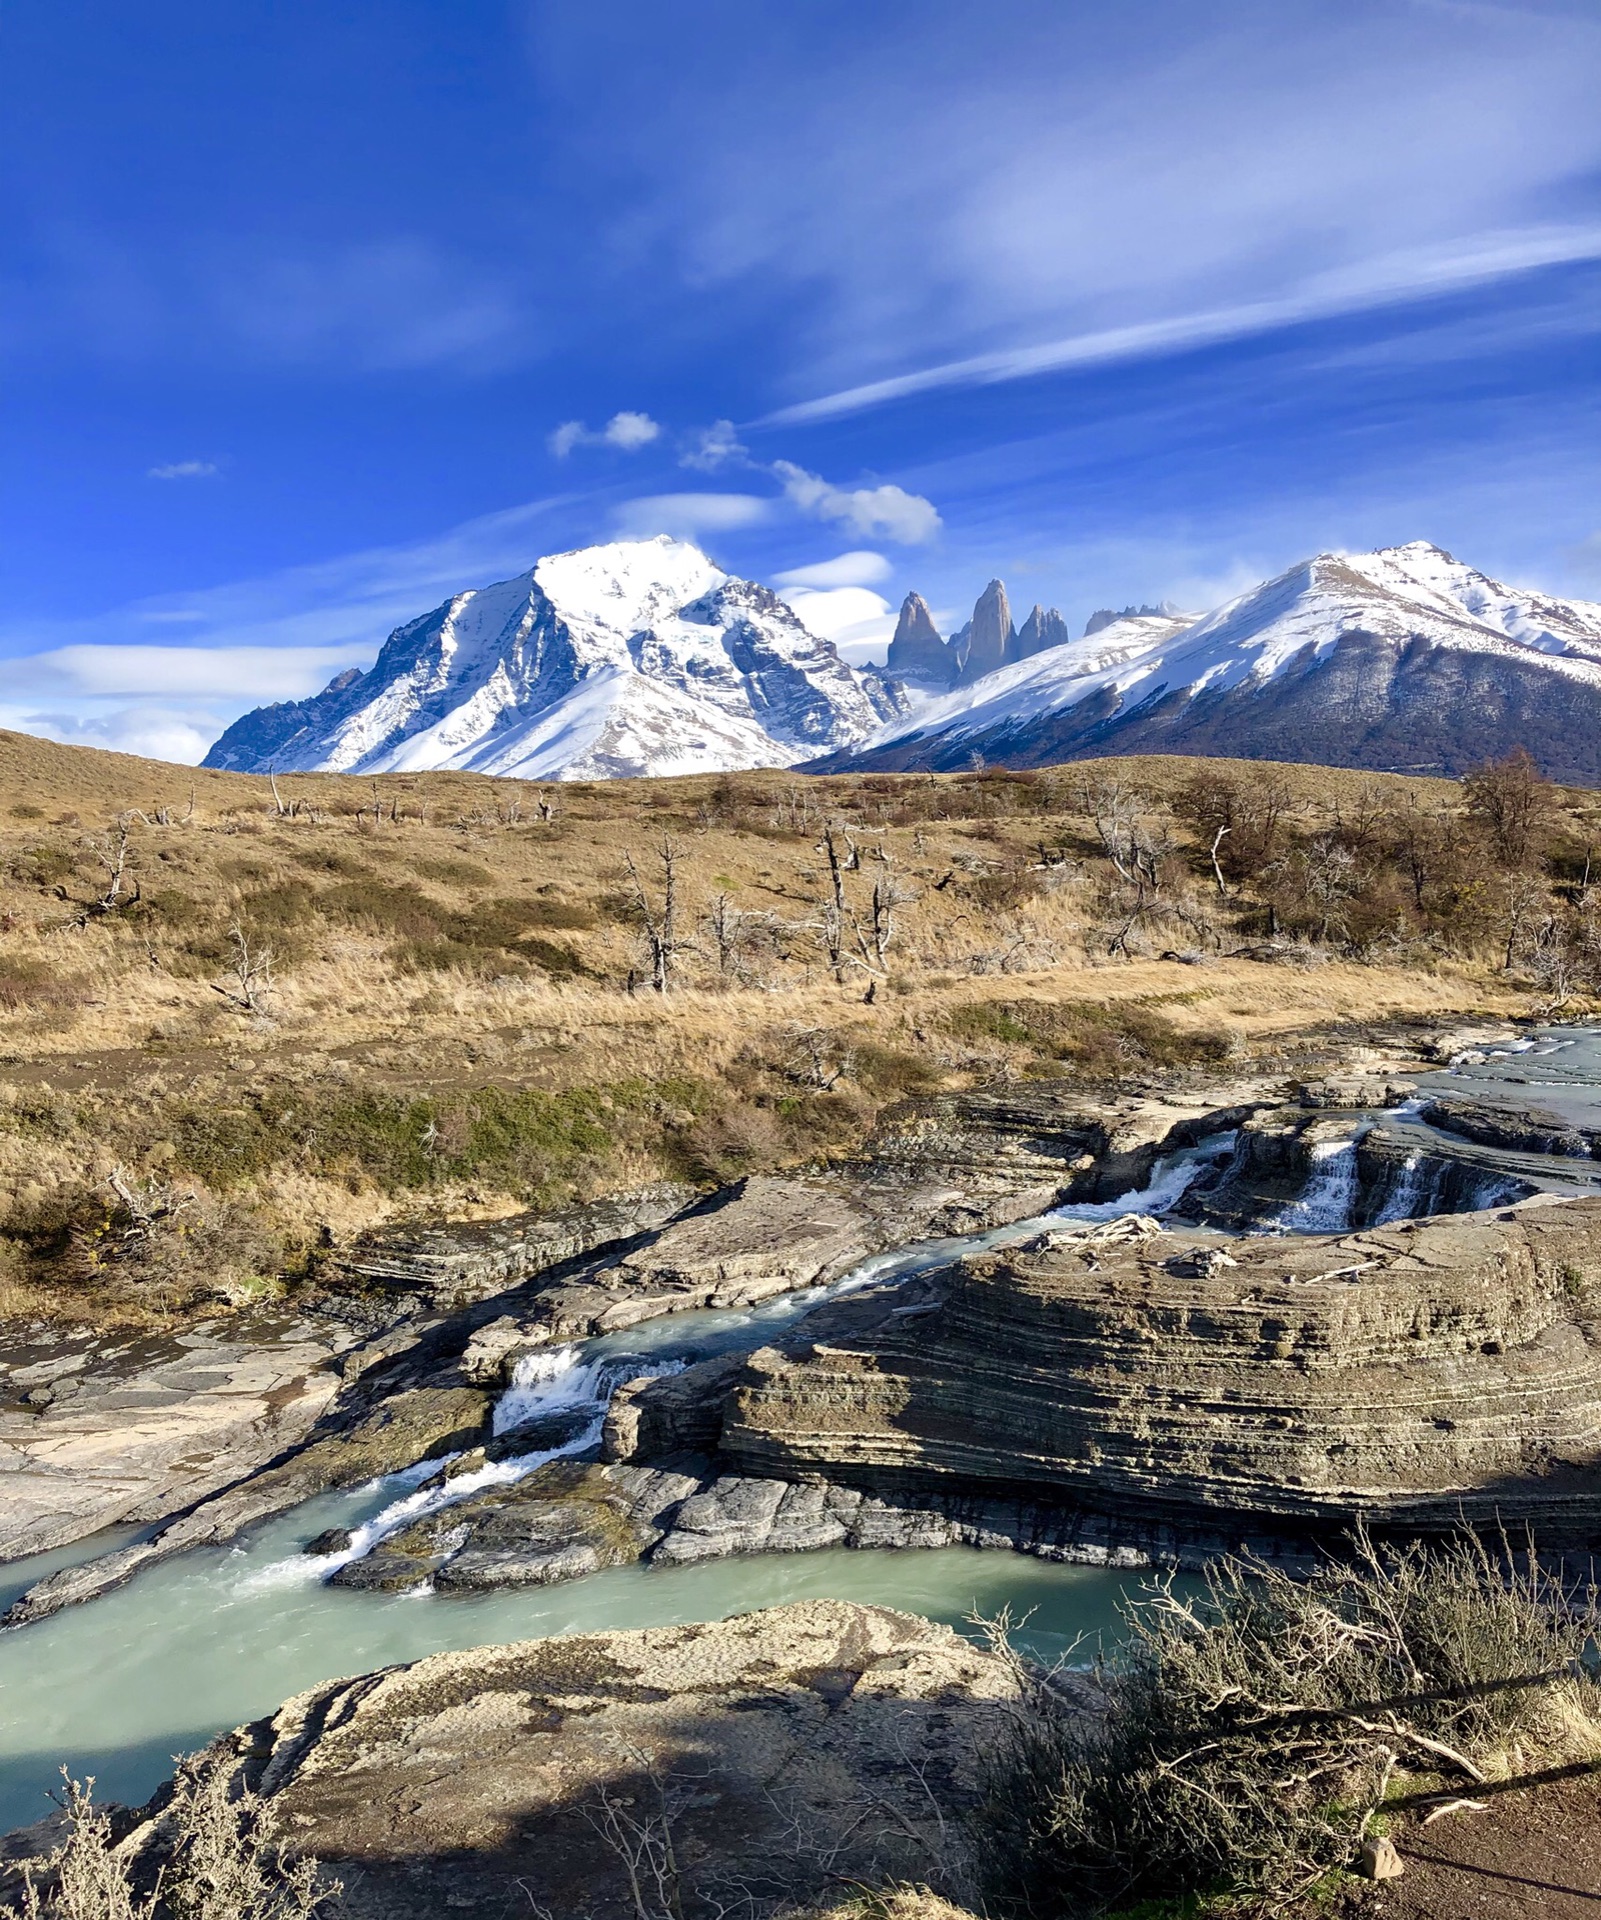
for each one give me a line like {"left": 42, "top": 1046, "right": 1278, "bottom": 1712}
{"left": 811, "top": 541, "right": 1601, "bottom": 785}
{"left": 204, "top": 536, "right": 904, "bottom": 782}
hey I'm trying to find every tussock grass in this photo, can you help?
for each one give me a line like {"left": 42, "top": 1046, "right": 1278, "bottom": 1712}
{"left": 0, "top": 732, "right": 1566, "bottom": 1327}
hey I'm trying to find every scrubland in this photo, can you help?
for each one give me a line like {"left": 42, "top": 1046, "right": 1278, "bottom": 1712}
{"left": 0, "top": 729, "right": 1586, "bottom": 1328}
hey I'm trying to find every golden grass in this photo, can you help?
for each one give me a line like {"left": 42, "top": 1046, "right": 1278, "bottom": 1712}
{"left": 0, "top": 729, "right": 1564, "bottom": 1327}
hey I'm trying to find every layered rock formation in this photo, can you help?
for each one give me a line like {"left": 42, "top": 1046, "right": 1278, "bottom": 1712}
{"left": 185, "top": 1602, "right": 1017, "bottom": 1918}
{"left": 722, "top": 1201, "right": 1601, "bottom": 1539}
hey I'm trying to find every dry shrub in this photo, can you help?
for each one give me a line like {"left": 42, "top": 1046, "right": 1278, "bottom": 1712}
{"left": 0, "top": 960, "right": 87, "bottom": 1013}
{"left": 8, "top": 1759, "right": 336, "bottom": 1920}
{"left": 63, "top": 1176, "right": 290, "bottom": 1311}
{"left": 978, "top": 1532, "right": 1601, "bottom": 1916}
{"left": 783, "top": 1892, "right": 979, "bottom": 1920}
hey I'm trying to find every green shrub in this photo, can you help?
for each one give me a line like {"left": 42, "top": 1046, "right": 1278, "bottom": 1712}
{"left": 411, "top": 856, "right": 494, "bottom": 885}
{"left": 945, "top": 999, "right": 1230, "bottom": 1074}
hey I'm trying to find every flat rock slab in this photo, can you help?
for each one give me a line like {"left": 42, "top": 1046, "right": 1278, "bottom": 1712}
{"left": 192, "top": 1600, "right": 1019, "bottom": 1919}
{"left": 0, "top": 1316, "right": 352, "bottom": 1561}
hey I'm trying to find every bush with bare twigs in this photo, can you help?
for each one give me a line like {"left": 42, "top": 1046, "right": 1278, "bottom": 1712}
{"left": 7, "top": 1759, "right": 337, "bottom": 1920}
{"left": 976, "top": 1532, "right": 1601, "bottom": 1916}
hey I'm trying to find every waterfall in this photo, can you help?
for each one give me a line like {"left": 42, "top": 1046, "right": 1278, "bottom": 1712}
{"left": 1272, "top": 1137, "right": 1362, "bottom": 1233}
{"left": 1371, "top": 1152, "right": 1431, "bottom": 1226}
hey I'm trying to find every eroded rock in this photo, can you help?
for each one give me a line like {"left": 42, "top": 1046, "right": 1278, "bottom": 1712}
{"left": 721, "top": 1201, "right": 1601, "bottom": 1539}
{"left": 183, "top": 1601, "right": 1020, "bottom": 1918}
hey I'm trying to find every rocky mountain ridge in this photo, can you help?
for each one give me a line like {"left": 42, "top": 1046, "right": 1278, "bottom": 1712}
{"left": 821, "top": 542, "right": 1601, "bottom": 782}
{"left": 204, "top": 536, "right": 904, "bottom": 782}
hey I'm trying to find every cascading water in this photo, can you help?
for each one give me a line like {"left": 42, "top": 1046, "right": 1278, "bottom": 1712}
{"left": 1270, "top": 1136, "right": 1363, "bottom": 1233}
{"left": 0, "top": 1119, "right": 1476, "bottom": 1834}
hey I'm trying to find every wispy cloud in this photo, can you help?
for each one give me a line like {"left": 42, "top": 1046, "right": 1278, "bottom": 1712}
{"left": 680, "top": 420, "right": 747, "bottom": 471}
{"left": 148, "top": 459, "right": 220, "bottom": 481}
{"left": 775, "top": 584, "right": 895, "bottom": 661}
{"left": 610, "top": 492, "right": 772, "bottom": 539}
{"left": 3, "top": 230, "right": 532, "bottom": 374}
{"left": 550, "top": 410, "right": 664, "bottom": 457}
{"left": 773, "top": 550, "right": 891, "bottom": 590}
{"left": 762, "top": 226, "right": 1601, "bottom": 424}
{"left": 548, "top": 0, "right": 1601, "bottom": 402}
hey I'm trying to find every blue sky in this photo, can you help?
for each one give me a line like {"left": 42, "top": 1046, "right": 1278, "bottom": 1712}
{"left": 2, "top": 0, "right": 1599, "bottom": 761}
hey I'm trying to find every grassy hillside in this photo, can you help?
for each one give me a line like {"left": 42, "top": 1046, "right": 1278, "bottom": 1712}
{"left": 0, "top": 729, "right": 1582, "bottom": 1327}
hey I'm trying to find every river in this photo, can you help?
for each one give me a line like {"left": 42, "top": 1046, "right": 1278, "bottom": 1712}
{"left": 1, "top": 1029, "right": 1593, "bottom": 1834}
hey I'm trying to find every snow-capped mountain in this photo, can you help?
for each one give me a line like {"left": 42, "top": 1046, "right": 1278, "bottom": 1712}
{"left": 204, "top": 536, "right": 905, "bottom": 782}
{"left": 811, "top": 543, "right": 1601, "bottom": 784}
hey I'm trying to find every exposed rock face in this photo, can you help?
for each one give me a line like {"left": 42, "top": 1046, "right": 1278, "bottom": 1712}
{"left": 721, "top": 1201, "right": 1601, "bottom": 1540}
{"left": 0, "top": 1314, "right": 351, "bottom": 1561}
{"left": 193, "top": 1602, "right": 1018, "bottom": 1919}
{"left": 1085, "top": 603, "right": 1171, "bottom": 635}
{"left": 203, "top": 537, "right": 904, "bottom": 783}
{"left": 317, "top": 1185, "right": 694, "bottom": 1328}
{"left": 956, "top": 580, "right": 1014, "bottom": 683}
{"left": 3, "top": 1384, "right": 494, "bottom": 1625}
{"left": 886, "top": 590, "right": 954, "bottom": 687}
{"left": 1014, "top": 604, "right": 1072, "bottom": 660}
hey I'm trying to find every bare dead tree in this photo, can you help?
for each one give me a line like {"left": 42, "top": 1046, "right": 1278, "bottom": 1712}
{"left": 1208, "top": 824, "right": 1231, "bottom": 897}
{"left": 579, "top": 1745, "right": 690, "bottom": 1920}
{"left": 211, "top": 925, "right": 275, "bottom": 1015}
{"left": 624, "top": 837, "right": 693, "bottom": 993}
{"left": 816, "top": 822, "right": 851, "bottom": 982}
{"left": 1090, "top": 781, "right": 1167, "bottom": 893}
{"left": 781, "top": 1024, "right": 853, "bottom": 1089}
{"left": 85, "top": 817, "right": 141, "bottom": 918}
{"left": 535, "top": 788, "right": 557, "bottom": 823}
{"left": 268, "top": 765, "right": 288, "bottom": 816}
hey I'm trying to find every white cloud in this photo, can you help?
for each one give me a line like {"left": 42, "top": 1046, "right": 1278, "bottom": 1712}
{"left": 148, "top": 459, "right": 220, "bottom": 481}
{"left": 772, "top": 461, "right": 941, "bottom": 544}
{"left": 680, "top": 419, "right": 748, "bottom": 471}
{"left": 610, "top": 492, "right": 773, "bottom": 540}
{"left": 0, "top": 492, "right": 577, "bottom": 763}
{"left": 0, "top": 705, "right": 224, "bottom": 765}
{"left": 778, "top": 584, "right": 896, "bottom": 661}
{"left": 773, "top": 550, "right": 892, "bottom": 590}
{"left": 602, "top": 409, "right": 660, "bottom": 450}
{"left": 6, "top": 643, "right": 366, "bottom": 704}
{"left": 549, "top": 411, "right": 663, "bottom": 457}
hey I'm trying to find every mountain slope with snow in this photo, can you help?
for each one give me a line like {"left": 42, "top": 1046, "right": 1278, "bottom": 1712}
{"left": 811, "top": 543, "right": 1601, "bottom": 784}
{"left": 204, "top": 537, "right": 905, "bottom": 782}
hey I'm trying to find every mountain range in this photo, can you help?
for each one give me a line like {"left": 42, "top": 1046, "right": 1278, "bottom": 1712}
{"left": 205, "top": 537, "right": 1601, "bottom": 787}
{"left": 813, "top": 541, "right": 1601, "bottom": 784}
